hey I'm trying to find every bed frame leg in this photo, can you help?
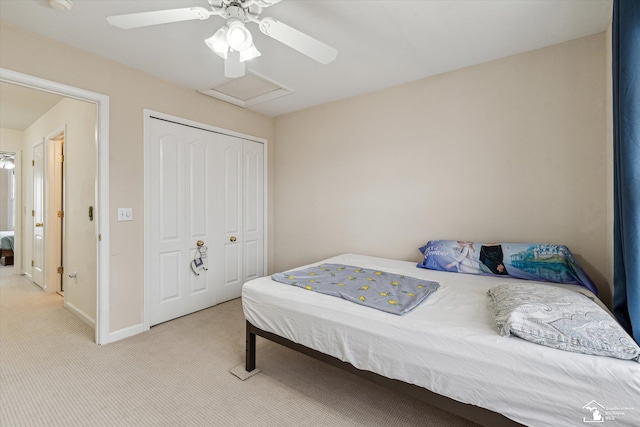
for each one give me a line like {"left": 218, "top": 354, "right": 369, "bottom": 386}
{"left": 246, "top": 321, "right": 256, "bottom": 372}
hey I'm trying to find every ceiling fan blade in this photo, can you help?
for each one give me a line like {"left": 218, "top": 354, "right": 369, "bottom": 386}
{"left": 252, "top": 0, "right": 283, "bottom": 7}
{"left": 258, "top": 18, "right": 337, "bottom": 65}
{"left": 106, "top": 7, "right": 212, "bottom": 29}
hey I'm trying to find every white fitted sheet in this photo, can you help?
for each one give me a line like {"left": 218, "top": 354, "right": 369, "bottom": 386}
{"left": 243, "top": 254, "right": 640, "bottom": 427}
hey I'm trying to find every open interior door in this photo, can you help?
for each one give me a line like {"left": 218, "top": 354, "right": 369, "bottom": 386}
{"left": 32, "top": 142, "right": 44, "bottom": 288}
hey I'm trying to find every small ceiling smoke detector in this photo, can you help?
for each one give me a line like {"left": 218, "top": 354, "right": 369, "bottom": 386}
{"left": 49, "top": 0, "right": 73, "bottom": 12}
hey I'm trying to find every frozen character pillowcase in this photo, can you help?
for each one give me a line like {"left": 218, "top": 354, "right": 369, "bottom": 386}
{"left": 417, "top": 240, "right": 598, "bottom": 295}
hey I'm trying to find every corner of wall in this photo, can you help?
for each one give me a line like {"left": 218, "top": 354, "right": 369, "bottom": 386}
{"left": 605, "top": 22, "right": 614, "bottom": 306}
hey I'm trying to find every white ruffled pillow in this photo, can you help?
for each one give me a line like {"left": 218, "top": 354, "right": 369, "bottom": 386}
{"left": 487, "top": 283, "right": 640, "bottom": 362}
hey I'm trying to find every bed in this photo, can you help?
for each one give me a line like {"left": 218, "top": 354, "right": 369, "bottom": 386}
{"left": 242, "top": 253, "right": 640, "bottom": 427}
{"left": 0, "top": 231, "right": 14, "bottom": 266}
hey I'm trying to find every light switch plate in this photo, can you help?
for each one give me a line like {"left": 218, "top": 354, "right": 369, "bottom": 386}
{"left": 117, "top": 208, "right": 133, "bottom": 221}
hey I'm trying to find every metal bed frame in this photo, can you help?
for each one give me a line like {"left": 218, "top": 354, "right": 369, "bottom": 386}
{"left": 245, "top": 320, "right": 523, "bottom": 427}
{"left": 0, "top": 248, "right": 14, "bottom": 265}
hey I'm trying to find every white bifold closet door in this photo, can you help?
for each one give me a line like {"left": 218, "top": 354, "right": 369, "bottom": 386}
{"left": 147, "top": 118, "right": 264, "bottom": 326}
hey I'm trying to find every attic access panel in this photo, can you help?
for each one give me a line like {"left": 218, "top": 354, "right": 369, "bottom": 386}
{"left": 199, "top": 71, "right": 292, "bottom": 108}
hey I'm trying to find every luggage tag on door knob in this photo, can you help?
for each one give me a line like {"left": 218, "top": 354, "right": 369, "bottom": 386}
{"left": 191, "top": 240, "right": 209, "bottom": 276}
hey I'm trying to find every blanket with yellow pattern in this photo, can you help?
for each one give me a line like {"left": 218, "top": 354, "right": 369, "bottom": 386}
{"left": 271, "top": 263, "right": 439, "bottom": 315}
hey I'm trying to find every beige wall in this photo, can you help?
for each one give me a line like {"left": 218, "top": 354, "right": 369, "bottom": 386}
{"left": 0, "top": 128, "right": 23, "bottom": 152}
{"left": 275, "top": 33, "right": 611, "bottom": 306}
{"left": 0, "top": 23, "right": 276, "bottom": 333}
{"left": 63, "top": 98, "right": 98, "bottom": 325}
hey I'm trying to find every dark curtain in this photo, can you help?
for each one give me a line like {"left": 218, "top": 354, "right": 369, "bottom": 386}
{"left": 612, "top": 0, "right": 640, "bottom": 343}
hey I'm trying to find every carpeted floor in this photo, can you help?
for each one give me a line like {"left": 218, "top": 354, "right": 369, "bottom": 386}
{"left": 0, "top": 272, "right": 478, "bottom": 426}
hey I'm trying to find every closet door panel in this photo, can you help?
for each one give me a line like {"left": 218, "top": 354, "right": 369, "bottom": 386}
{"left": 189, "top": 142, "right": 207, "bottom": 239}
{"left": 218, "top": 135, "right": 243, "bottom": 303}
{"left": 243, "top": 141, "right": 264, "bottom": 282}
{"left": 149, "top": 119, "right": 217, "bottom": 326}
{"left": 147, "top": 116, "right": 265, "bottom": 324}
{"left": 159, "top": 135, "right": 181, "bottom": 242}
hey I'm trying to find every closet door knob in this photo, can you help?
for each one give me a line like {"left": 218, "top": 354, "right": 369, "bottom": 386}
{"left": 230, "top": 236, "right": 237, "bottom": 242}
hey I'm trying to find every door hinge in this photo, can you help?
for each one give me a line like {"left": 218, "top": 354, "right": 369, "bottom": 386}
{"left": 58, "top": 154, "right": 64, "bottom": 163}
{"left": 57, "top": 266, "right": 64, "bottom": 274}
{"left": 31, "top": 260, "right": 34, "bottom": 267}
{"left": 98, "top": 234, "right": 102, "bottom": 241}
{"left": 32, "top": 210, "right": 35, "bottom": 217}
{"left": 32, "top": 160, "right": 35, "bottom": 166}
{"left": 57, "top": 210, "right": 64, "bottom": 218}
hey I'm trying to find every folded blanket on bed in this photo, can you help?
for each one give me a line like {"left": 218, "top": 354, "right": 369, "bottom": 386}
{"left": 272, "top": 263, "right": 439, "bottom": 315}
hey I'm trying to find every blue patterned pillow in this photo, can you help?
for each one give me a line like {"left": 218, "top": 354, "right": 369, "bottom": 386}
{"left": 487, "top": 283, "right": 640, "bottom": 362}
{"left": 418, "top": 240, "right": 598, "bottom": 295}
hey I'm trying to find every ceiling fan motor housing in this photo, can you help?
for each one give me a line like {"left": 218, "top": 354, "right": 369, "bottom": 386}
{"left": 226, "top": 2, "right": 248, "bottom": 21}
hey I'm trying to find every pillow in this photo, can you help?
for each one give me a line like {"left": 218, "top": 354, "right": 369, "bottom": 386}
{"left": 487, "top": 283, "right": 640, "bottom": 362}
{"left": 417, "top": 240, "right": 598, "bottom": 295}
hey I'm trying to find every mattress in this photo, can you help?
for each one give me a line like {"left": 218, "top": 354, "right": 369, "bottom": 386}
{"left": 243, "top": 254, "right": 640, "bottom": 427}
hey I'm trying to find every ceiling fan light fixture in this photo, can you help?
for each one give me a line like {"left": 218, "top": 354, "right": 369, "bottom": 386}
{"left": 239, "top": 43, "right": 261, "bottom": 62}
{"left": 48, "top": 0, "right": 73, "bottom": 12}
{"left": 0, "top": 155, "right": 14, "bottom": 169}
{"left": 226, "top": 20, "right": 252, "bottom": 52}
{"left": 107, "top": 1, "right": 338, "bottom": 76}
{"left": 205, "top": 26, "right": 229, "bottom": 59}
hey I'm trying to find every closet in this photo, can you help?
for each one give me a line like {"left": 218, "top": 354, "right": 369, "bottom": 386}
{"left": 146, "top": 116, "right": 264, "bottom": 326}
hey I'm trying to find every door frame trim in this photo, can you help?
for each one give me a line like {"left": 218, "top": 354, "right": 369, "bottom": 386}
{"left": 44, "top": 126, "right": 65, "bottom": 295}
{"left": 0, "top": 68, "right": 111, "bottom": 345}
{"left": 142, "top": 109, "right": 268, "bottom": 331}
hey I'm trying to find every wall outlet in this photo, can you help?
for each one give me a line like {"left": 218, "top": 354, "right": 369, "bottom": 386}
{"left": 117, "top": 208, "right": 133, "bottom": 221}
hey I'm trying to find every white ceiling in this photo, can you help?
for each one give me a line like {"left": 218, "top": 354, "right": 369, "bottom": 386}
{"left": 0, "top": 0, "right": 612, "bottom": 118}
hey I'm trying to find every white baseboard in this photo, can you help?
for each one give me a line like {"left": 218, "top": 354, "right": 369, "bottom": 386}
{"left": 107, "top": 323, "right": 146, "bottom": 344}
{"left": 64, "top": 301, "right": 96, "bottom": 328}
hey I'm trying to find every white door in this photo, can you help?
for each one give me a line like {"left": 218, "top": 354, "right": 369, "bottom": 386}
{"left": 217, "top": 135, "right": 243, "bottom": 303}
{"left": 242, "top": 140, "right": 264, "bottom": 284}
{"left": 32, "top": 142, "right": 45, "bottom": 288}
{"left": 147, "top": 118, "right": 264, "bottom": 326}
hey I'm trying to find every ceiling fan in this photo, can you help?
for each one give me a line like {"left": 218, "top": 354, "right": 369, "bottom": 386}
{"left": 106, "top": 0, "right": 338, "bottom": 78}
